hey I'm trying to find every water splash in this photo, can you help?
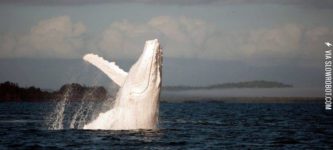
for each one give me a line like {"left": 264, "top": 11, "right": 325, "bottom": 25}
{"left": 47, "top": 86, "right": 114, "bottom": 130}
{"left": 46, "top": 64, "right": 113, "bottom": 130}
{"left": 69, "top": 95, "right": 93, "bottom": 129}
{"left": 48, "top": 87, "right": 71, "bottom": 130}
{"left": 69, "top": 87, "right": 110, "bottom": 129}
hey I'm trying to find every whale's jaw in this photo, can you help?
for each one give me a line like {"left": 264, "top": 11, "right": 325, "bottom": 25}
{"left": 82, "top": 39, "right": 162, "bottom": 130}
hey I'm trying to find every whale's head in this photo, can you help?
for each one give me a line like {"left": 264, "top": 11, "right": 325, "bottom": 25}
{"left": 82, "top": 39, "right": 162, "bottom": 130}
{"left": 125, "top": 39, "right": 163, "bottom": 97}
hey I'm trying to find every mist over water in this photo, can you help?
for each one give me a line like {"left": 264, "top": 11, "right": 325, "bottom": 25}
{"left": 162, "top": 87, "right": 322, "bottom": 98}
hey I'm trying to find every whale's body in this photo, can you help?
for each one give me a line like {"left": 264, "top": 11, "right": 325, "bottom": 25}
{"left": 83, "top": 39, "right": 162, "bottom": 130}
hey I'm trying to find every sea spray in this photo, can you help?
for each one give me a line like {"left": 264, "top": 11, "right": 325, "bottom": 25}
{"left": 48, "top": 87, "right": 72, "bottom": 130}
{"left": 69, "top": 98, "right": 91, "bottom": 129}
{"left": 47, "top": 68, "right": 114, "bottom": 129}
{"left": 69, "top": 88, "right": 96, "bottom": 129}
{"left": 48, "top": 86, "right": 114, "bottom": 129}
{"left": 69, "top": 87, "right": 112, "bottom": 129}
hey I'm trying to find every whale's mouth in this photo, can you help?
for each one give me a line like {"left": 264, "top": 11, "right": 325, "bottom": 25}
{"left": 131, "top": 39, "right": 161, "bottom": 95}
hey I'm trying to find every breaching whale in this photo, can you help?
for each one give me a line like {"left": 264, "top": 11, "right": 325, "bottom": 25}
{"left": 82, "top": 39, "right": 162, "bottom": 130}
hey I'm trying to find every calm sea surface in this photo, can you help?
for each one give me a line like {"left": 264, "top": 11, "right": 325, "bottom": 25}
{"left": 0, "top": 101, "right": 332, "bottom": 149}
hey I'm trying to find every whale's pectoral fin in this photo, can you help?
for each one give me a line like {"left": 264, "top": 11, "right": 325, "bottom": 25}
{"left": 83, "top": 53, "right": 128, "bottom": 86}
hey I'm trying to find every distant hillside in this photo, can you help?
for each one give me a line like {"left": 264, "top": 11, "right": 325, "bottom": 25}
{"left": 163, "top": 80, "right": 292, "bottom": 91}
{"left": 0, "top": 81, "right": 107, "bottom": 102}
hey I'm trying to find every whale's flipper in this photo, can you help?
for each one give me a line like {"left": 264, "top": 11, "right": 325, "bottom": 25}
{"left": 83, "top": 53, "right": 128, "bottom": 86}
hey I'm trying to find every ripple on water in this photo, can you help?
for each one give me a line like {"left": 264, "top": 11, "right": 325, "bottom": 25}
{"left": 0, "top": 102, "right": 332, "bottom": 149}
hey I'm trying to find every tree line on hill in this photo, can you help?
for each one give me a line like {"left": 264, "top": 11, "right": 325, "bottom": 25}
{"left": 0, "top": 81, "right": 107, "bottom": 102}
{"left": 162, "top": 80, "right": 292, "bottom": 91}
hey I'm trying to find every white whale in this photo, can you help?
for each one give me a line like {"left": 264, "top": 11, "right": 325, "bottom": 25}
{"left": 82, "top": 39, "right": 163, "bottom": 130}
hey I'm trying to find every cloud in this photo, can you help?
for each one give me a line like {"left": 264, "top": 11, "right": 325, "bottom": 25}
{"left": 210, "top": 24, "right": 303, "bottom": 60}
{"left": 302, "top": 26, "right": 333, "bottom": 59}
{"left": 97, "top": 20, "right": 155, "bottom": 58}
{"left": 97, "top": 16, "right": 332, "bottom": 66}
{"left": 0, "top": 16, "right": 87, "bottom": 58}
{"left": 202, "top": 23, "right": 333, "bottom": 66}
{"left": 1, "top": 0, "right": 333, "bottom": 9}
{"left": 97, "top": 16, "right": 214, "bottom": 59}
{"left": 0, "top": 15, "right": 332, "bottom": 67}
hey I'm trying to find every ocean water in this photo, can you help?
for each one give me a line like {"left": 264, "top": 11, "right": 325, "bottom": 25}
{"left": 0, "top": 101, "right": 332, "bottom": 149}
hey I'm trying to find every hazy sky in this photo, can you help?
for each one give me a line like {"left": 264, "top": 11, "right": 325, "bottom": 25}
{"left": 0, "top": 0, "right": 332, "bottom": 89}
